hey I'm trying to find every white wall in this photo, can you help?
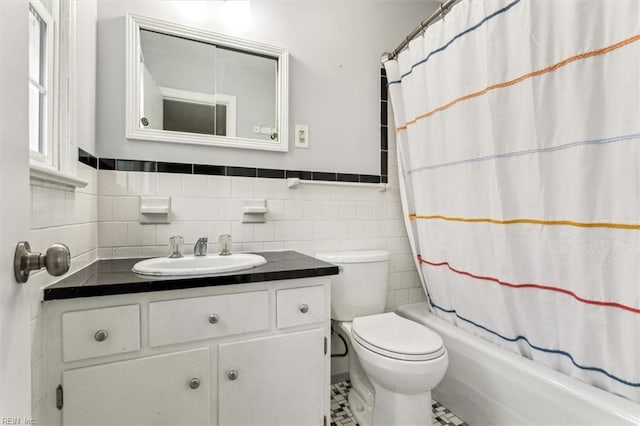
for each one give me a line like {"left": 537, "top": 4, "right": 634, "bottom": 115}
{"left": 96, "top": 0, "right": 436, "bottom": 174}
{"left": 75, "top": 0, "right": 97, "bottom": 154}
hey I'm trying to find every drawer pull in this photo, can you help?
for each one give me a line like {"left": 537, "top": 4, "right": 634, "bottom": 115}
{"left": 94, "top": 330, "right": 109, "bottom": 342}
{"left": 227, "top": 370, "right": 239, "bottom": 381}
{"left": 189, "top": 378, "right": 201, "bottom": 389}
{"left": 299, "top": 304, "right": 309, "bottom": 314}
{"left": 208, "top": 313, "right": 220, "bottom": 324}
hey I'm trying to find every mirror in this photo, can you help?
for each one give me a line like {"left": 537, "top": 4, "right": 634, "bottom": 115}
{"left": 126, "top": 14, "right": 289, "bottom": 151}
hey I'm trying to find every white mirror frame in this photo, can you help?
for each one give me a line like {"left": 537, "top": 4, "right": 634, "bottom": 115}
{"left": 126, "top": 14, "right": 289, "bottom": 152}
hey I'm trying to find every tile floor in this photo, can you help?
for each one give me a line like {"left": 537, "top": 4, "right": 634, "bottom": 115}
{"left": 330, "top": 381, "right": 468, "bottom": 426}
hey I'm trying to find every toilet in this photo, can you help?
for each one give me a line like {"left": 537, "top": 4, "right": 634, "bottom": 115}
{"left": 316, "top": 250, "right": 448, "bottom": 426}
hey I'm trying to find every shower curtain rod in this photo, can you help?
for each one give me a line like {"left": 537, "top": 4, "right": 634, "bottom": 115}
{"left": 382, "top": 0, "right": 460, "bottom": 61}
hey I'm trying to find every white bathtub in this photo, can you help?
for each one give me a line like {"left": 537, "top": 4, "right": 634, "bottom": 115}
{"left": 397, "top": 302, "right": 640, "bottom": 426}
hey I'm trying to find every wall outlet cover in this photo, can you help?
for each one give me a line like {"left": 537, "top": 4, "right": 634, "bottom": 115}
{"left": 294, "top": 124, "right": 309, "bottom": 149}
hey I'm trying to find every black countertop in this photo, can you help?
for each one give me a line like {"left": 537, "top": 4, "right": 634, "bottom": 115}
{"left": 44, "top": 251, "right": 339, "bottom": 301}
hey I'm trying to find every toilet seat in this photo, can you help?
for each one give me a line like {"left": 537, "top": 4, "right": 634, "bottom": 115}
{"left": 352, "top": 312, "right": 445, "bottom": 361}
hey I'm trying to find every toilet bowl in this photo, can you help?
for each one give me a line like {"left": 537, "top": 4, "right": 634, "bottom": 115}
{"left": 316, "top": 250, "right": 449, "bottom": 426}
{"left": 351, "top": 312, "right": 448, "bottom": 426}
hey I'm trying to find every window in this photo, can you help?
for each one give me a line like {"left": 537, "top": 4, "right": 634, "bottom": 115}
{"left": 28, "top": 0, "right": 56, "bottom": 167}
{"left": 28, "top": 0, "right": 87, "bottom": 188}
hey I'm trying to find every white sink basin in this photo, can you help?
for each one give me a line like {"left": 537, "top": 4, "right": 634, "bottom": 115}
{"left": 132, "top": 253, "right": 267, "bottom": 276}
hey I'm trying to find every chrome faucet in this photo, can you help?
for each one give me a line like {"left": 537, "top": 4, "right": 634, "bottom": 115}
{"left": 194, "top": 237, "right": 208, "bottom": 256}
{"left": 218, "top": 234, "right": 232, "bottom": 256}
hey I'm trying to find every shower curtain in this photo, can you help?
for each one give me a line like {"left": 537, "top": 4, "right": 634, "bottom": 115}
{"left": 384, "top": 0, "right": 640, "bottom": 403}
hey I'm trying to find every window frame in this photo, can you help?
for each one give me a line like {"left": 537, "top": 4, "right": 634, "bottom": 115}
{"left": 28, "top": 0, "right": 87, "bottom": 188}
{"left": 28, "top": 0, "right": 58, "bottom": 168}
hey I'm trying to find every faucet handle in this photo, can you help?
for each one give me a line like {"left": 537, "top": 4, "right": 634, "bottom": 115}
{"left": 218, "top": 234, "right": 232, "bottom": 255}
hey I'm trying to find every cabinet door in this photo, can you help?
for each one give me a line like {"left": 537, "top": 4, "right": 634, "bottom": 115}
{"left": 62, "top": 348, "right": 210, "bottom": 426}
{"left": 219, "top": 329, "right": 326, "bottom": 426}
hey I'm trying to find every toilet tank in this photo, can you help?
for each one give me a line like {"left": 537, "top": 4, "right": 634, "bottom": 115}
{"left": 315, "top": 250, "right": 390, "bottom": 321}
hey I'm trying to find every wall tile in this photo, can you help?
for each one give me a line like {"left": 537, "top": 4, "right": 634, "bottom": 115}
{"left": 218, "top": 198, "right": 242, "bottom": 221}
{"left": 112, "top": 196, "right": 138, "bottom": 221}
{"left": 263, "top": 241, "right": 285, "bottom": 251}
{"left": 98, "top": 170, "right": 127, "bottom": 195}
{"left": 183, "top": 221, "right": 209, "bottom": 245}
{"left": 156, "top": 223, "right": 185, "bottom": 247}
{"left": 172, "top": 197, "right": 199, "bottom": 222}
{"left": 303, "top": 200, "right": 323, "bottom": 220}
{"left": 231, "top": 221, "right": 254, "bottom": 243}
{"left": 253, "top": 222, "right": 275, "bottom": 242}
{"left": 78, "top": 162, "right": 98, "bottom": 195}
{"left": 241, "top": 242, "right": 265, "bottom": 252}
{"left": 51, "top": 188, "right": 67, "bottom": 227}
{"left": 183, "top": 174, "right": 208, "bottom": 197}
{"left": 127, "top": 171, "right": 156, "bottom": 195}
{"left": 208, "top": 221, "right": 232, "bottom": 241}
{"left": 96, "top": 169, "right": 421, "bottom": 310}
{"left": 283, "top": 199, "right": 304, "bottom": 220}
{"left": 207, "top": 175, "right": 232, "bottom": 198}
{"left": 98, "top": 196, "right": 113, "bottom": 221}
{"left": 156, "top": 172, "right": 184, "bottom": 196}
{"left": 113, "top": 246, "right": 143, "bottom": 258}
{"left": 274, "top": 221, "right": 294, "bottom": 241}
{"left": 98, "top": 222, "right": 127, "bottom": 247}
{"left": 31, "top": 186, "right": 52, "bottom": 229}
{"left": 142, "top": 246, "right": 168, "bottom": 257}
{"left": 231, "top": 177, "right": 254, "bottom": 199}
{"left": 127, "top": 222, "right": 156, "bottom": 246}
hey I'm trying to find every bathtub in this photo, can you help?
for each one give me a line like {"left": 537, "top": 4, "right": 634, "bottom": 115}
{"left": 397, "top": 302, "right": 640, "bottom": 426}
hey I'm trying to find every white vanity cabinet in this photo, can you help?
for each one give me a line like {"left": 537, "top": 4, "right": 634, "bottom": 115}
{"left": 62, "top": 348, "right": 211, "bottom": 425}
{"left": 43, "top": 277, "right": 331, "bottom": 426}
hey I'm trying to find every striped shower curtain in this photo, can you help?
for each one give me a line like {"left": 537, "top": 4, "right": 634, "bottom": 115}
{"left": 384, "top": 0, "right": 640, "bottom": 403}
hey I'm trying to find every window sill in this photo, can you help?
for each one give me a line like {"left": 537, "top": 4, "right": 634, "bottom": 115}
{"left": 30, "top": 161, "right": 88, "bottom": 189}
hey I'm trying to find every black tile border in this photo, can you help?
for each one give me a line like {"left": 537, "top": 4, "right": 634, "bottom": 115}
{"left": 117, "top": 159, "right": 156, "bottom": 172}
{"left": 79, "top": 153, "right": 388, "bottom": 185}
{"left": 258, "top": 168, "right": 285, "bottom": 179}
{"left": 157, "top": 161, "right": 193, "bottom": 174}
{"left": 311, "top": 171, "right": 337, "bottom": 182}
{"left": 286, "top": 170, "right": 312, "bottom": 180}
{"left": 98, "top": 158, "right": 115, "bottom": 170}
{"left": 194, "top": 164, "right": 226, "bottom": 176}
{"left": 78, "top": 148, "right": 97, "bottom": 169}
{"left": 380, "top": 66, "right": 389, "bottom": 185}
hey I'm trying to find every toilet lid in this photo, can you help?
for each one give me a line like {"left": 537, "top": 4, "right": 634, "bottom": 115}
{"left": 352, "top": 313, "right": 445, "bottom": 361}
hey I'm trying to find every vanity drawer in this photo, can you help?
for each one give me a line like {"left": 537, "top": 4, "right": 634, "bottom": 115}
{"left": 277, "top": 285, "right": 326, "bottom": 328}
{"left": 62, "top": 304, "right": 141, "bottom": 362}
{"left": 149, "top": 290, "right": 269, "bottom": 347}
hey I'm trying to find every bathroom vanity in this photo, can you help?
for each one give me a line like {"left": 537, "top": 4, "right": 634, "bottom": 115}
{"left": 42, "top": 251, "right": 338, "bottom": 426}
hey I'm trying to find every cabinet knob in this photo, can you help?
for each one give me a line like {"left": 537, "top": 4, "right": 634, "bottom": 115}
{"left": 208, "top": 313, "right": 220, "bottom": 324}
{"left": 94, "top": 330, "right": 109, "bottom": 342}
{"left": 189, "top": 378, "right": 201, "bottom": 389}
{"left": 299, "top": 304, "right": 309, "bottom": 314}
{"left": 227, "top": 370, "right": 239, "bottom": 381}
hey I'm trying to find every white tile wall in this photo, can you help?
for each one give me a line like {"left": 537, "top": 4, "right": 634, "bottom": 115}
{"left": 97, "top": 168, "right": 425, "bottom": 311}
{"left": 29, "top": 163, "right": 99, "bottom": 417}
